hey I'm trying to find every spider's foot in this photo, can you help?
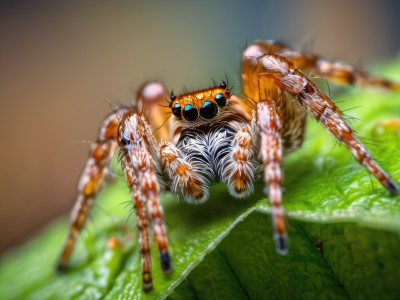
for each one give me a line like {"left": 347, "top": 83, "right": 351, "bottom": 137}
{"left": 143, "top": 284, "right": 153, "bottom": 293}
{"left": 274, "top": 234, "right": 288, "bottom": 256}
{"left": 142, "top": 272, "right": 153, "bottom": 293}
{"left": 56, "top": 261, "right": 69, "bottom": 273}
{"left": 386, "top": 180, "right": 400, "bottom": 195}
{"left": 160, "top": 252, "right": 172, "bottom": 274}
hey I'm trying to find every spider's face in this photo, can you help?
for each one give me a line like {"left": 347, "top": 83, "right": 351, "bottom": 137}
{"left": 169, "top": 81, "right": 231, "bottom": 122}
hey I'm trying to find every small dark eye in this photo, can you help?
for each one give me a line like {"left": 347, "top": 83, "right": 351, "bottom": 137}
{"left": 215, "top": 93, "right": 226, "bottom": 107}
{"left": 121, "top": 136, "right": 130, "bottom": 146}
{"left": 170, "top": 91, "right": 176, "bottom": 101}
{"left": 172, "top": 103, "right": 182, "bottom": 118}
{"left": 182, "top": 104, "right": 199, "bottom": 121}
{"left": 220, "top": 81, "right": 227, "bottom": 88}
{"left": 200, "top": 101, "right": 218, "bottom": 119}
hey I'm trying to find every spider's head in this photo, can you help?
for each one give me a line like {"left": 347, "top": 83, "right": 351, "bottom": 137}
{"left": 168, "top": 81, "right": 231, "bottom": 122}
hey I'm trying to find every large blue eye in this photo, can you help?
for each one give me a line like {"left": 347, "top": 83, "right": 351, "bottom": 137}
{"left": 215, "top": 93, "right": 226, "bottom": 106}
{"left": 200, "top": 101, "right": 217, "bottom": 119}
{"left": 182, "top": 104, "right": 198, "bottom": 121}
{"left": 172, "top": 103, "right": 181, "bottom": 118}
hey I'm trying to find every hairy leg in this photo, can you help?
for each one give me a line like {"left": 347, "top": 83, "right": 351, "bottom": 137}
{"left": 242, "top": 43, "right": 399, "bottom": 194}
{"left": 252, "top": 40, "right": 400, "bottom": 91}
{"left": 57, "top": 107, "right": 128, "bottom": 271}
{"left": 256, "top": 101, "right": 287, "bottom": 254}
{"left": 118, "top": 111, "right": 171, "bottom": 292}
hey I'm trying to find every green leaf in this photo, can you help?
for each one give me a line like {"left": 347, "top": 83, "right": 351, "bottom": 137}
{"left": 1, "top": 60, "right": 400, "bottom": 299}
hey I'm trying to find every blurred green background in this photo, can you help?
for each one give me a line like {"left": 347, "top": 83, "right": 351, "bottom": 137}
{"left": 1, "top": 0, "right": 400, "bottom": 254}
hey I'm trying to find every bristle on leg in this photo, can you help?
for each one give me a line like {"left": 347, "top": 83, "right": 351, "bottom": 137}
{"left": 257, "top": 101, "right": 288, "bottom": 255}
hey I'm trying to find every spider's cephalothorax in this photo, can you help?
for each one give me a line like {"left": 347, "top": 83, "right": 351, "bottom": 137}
{"left": 169, "top": 81, "right": 230, "bottom": 122}
{"left": 166, "top": 81, "right": 256, "bottom": 203}
{"left": 58, "top": 40, "right": 400, "bottom": 292}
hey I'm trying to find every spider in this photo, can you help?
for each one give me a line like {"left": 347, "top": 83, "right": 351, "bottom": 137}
{"left": 57, "top": 40, "right": 399, "bottom": 292}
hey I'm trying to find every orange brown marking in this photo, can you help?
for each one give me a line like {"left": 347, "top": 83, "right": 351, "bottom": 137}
{"left": 118, "top": 112, "right": 172, "bottom": 291}
{"left": 103, "top": 118, "right": 119, "bottom": 139}
{"left": 243, "top": 42, "right": 399, "bottom": 194}
{"left": 175, "top": 164, "right": 189, "bottom": 176}
{"left": 257, "top": 101, "right": 287, "bottom": 254}
{"left": 58, "top": 108, "right": 128, "bottom": 272}
{"left": 233, "top": 151, "right": 246, "bottom": 161}
{"left": 160, "top": 142, "right": 208, "bottom": 202}
{"left": 225, "top": 127, "right": 254, "bottom": 198}
{"left": 92, "top": 143, "right": 111, "bottom": 161}
{"left": 170, "top": 86, "right": 231, "bottom": 111}
{"left": 182, "top": 176, "right": 205, "bottom": 200}
{"left": 251, "top": 40, "right": 400, "bottom": 92}
{"left": 275, "top": 216, "right": 286, "bottom": 235}
{"left": 107, "top": 236, "right": 123, "bottom": 250}
{"left": 231, "top": 173, "right": 248, "bottom": 193}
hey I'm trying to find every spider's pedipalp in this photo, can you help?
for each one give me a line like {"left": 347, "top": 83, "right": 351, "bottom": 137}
{"left": 224, "top": 127, "right": 255, "bottom": 198}
{"left": 160, "top": 142, "right": 209, "bottom": 203}
{"left": 57, "top": 107, "right": 128, "bottom": 271}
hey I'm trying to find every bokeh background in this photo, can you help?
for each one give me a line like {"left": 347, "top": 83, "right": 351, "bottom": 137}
{"left": 1, "top": 0, "right": 400, "bottom": 253}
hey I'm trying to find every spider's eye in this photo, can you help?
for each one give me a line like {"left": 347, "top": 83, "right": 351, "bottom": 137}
{"left": 172, "top": 103, "right": 182, "bottom": 118}
{"left": 170, "top": 91, "right": 176, "bottom": 101}
{"left": 215, "top": 93, "right": 226, "bottom": 107}
{"left": 121, "top": 136, "right": 130, "bottom": 147}
{"left": 220, "top": 81, "right": 227, "bottom": 88}
{"left": 200, "top": 101, "right": 218, "bottom": 119}
{"left": 182, "top": 104, "right": 199, "bottom": 121}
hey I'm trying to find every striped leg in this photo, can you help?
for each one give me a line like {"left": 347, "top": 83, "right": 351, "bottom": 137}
{"left": 252, "top": 40, "right": 400, "bottom": 91}
{"left": 57, "top": 108, "right": 128, "bottom": 271}
{"left": 242, "top": 43, "right": 399, "bottom": 194}
{"left": 313, "top": 59, "right": 400, "bottom": 91}
{"left": 257, "top": 101, "right": 287, "bottom": 254}
{"left": 118, "top": 112, "right": 171, "bottom": 292}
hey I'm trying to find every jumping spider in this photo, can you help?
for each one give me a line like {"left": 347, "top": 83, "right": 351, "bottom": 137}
{"left": 58, "top": 41, "right": 399, "bottom": 292}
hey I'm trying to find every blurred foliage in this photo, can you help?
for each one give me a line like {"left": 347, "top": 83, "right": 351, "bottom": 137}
{"left": 0, "top": 60, "right": 399, "bottom": 299}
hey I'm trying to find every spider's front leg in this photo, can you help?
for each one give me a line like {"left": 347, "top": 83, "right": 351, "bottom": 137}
{"left": 118, "top": 111, "right": 171, "bottom": 292}
{"left": 255, "top": 103, "right": 287, "bottom": 254}
{"left": 57, "top": 107, "right": 128, "bottom": 271}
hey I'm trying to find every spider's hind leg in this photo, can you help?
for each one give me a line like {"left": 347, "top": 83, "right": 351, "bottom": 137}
{"left": 254, "top": 40, "right": 400, "bottom": 91}
{"left": 57, "top": 107, "right": 128, "bottom": 271}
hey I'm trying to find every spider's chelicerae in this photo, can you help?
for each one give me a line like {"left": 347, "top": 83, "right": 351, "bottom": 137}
{"left": 58, "top": 41, "right": 400, "bottom": 292}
